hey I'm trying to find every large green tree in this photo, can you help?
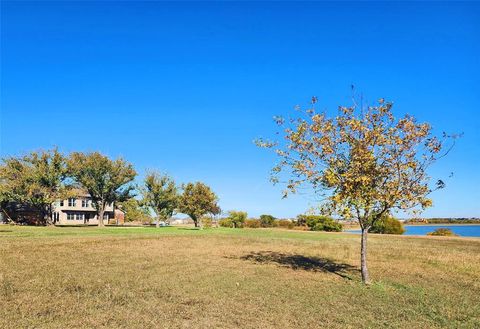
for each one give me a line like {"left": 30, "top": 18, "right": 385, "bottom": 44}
{"left": 67, "top": 152, "right": 136, "bottom": 227}
{"left": 178, "top": 182, "right": 219, "bottom": 228}
{"left": 257, "top": 96, "right": 457, "bottom": 284}
{"left": 142, "top": 172, "right": 178, "bottom": 228}
{"left": 0, "top": 148, "right": 70, "bottom": 225}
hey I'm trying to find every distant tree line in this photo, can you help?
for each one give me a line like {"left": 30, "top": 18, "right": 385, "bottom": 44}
{"left": 216, "top": 210, "right": 406, "bottom": 234}
{"left": 218, "top": 212, "right": 345, "bottom": 232}
{"left": 405, "top": 217, "right": 480, "bottom": 224}
{"left": 0, "top": 149, "right": 220, "bottom": 227}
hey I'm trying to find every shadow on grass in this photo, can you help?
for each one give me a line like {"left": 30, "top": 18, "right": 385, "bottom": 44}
{"left": 55, "top": 224, "right": 98, "bottom": 228}
{"left": 239, "top": 251, "right": 357, "bottom": 280}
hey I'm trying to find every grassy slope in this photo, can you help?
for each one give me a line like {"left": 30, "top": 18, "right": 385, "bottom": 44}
{"left": 1, "top": 226, "right": 479, "bottom": 328}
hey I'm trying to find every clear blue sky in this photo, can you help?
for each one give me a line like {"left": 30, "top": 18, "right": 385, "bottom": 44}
{"left": 1, "top": 1, "right": 479, "bottom": 218}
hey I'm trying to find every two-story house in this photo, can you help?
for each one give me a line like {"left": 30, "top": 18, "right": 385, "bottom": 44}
{"left": 53, "top": 191, "right": 118, "bottom": 225}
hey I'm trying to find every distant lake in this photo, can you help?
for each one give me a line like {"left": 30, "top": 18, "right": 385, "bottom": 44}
{"left": 347, "top": 224, "right": 480, "bottom": 238}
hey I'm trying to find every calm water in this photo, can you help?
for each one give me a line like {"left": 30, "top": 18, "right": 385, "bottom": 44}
{"left": 347, "top": 224, "right": 480, "bottom": 237}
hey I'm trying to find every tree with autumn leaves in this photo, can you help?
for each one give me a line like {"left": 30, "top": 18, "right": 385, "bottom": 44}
{"left": 67, "top": 152, "right": 137, "bottom": 227}
{"left": 178, "top": 182, "right": 220, "bottom": 228}
{"left": 0, "top": 148, "right": 71, "bottom": 225}
{"left": 257, "top": 95, "right": 457, "bottom": 284}
{"left": 142, "top": 172, "right": 179, "bottom": 228}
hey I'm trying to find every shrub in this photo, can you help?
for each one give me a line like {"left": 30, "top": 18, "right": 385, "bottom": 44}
{"left": 201, "top": 216, "right": 213, "bottom": 228}
{"left": 302, "top": 215, "right": 343, "bottom": 232}
{"left": 295, "top": 215, "right": 308, "bottom": 227}
{"left": 259, "top": 214, "right": 276, "bottom": 227}
{"left": 291, "top": 225, "right": 309, "bottom": 231}
{"left": 370, "top": 216, "right": 405, "bottom": 235}
{"left": 277, "top": 220, "right": 294, "bottom": 229}
{"left": 227, "top": 211, "right": 247, "bottom": 228}
{"left": 218, "top": 218, "right": 232, "bottom": 228}
{"left": 244, "top": 219, "right": 261, "bottom": 228}
{"left": 427, "top": 228, "right": 458, "bottom": 236}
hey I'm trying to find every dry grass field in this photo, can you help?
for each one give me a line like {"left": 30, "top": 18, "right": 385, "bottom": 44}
{"left": 1, "top": 226, "right": 479, "bottom": 328}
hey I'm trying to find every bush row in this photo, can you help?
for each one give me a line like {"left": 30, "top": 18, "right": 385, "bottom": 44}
{"left": 219, "top": 218, "right": 296, "bottom": 229}
{"left": 218, "top": 213, "right": 342, "bottom": 232}
{"left": 216, "top": 212, "right": 406, "bottom": 235}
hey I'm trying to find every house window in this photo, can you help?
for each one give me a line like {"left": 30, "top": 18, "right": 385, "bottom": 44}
{"left": 103, "top": 213, "right": 109, "bottom": 220}
{"left": 82, "top": 199, "right": 89, "bottom": 208}
{"left": 67, "top": 213, "right": 74, "bottom": 220}
{"left": 76, "top": 213, "right": 84, "bottom": 221}
{"left": 59, "top": 200, "right": 64, "bottom": 206}
{"left": 68, "top": 198, "right": 76, "bottom": 207}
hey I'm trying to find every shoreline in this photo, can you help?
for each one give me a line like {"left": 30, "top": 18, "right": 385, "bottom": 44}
{"left": 402, "top": 223, "right": 480, "bottom": 226}
{"left": 344, "top": 223, "right": 480, "bottom": 239}
{"left": 343, "top": 223, "right": 480, "bottom": 230}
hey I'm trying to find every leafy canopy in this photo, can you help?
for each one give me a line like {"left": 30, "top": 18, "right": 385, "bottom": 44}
{"left": 228, "top": 210, "right": 248, "bottom": 228}
{"left": 299, "top": 215, "right": 343, "bottom": 232}
{"left": 257, "top": 96, "right": 456, "bottom": 229}
{"left": 259, "top": 214, "right": 276, "bottom": 227}
{"left": 142, "top": 172, "right": 178, "bottom": 221}
{"left": 67, "top": 152, "right": 136, "bottom": 214}
{"left": 369, "top": 214, "right": 405, "bottom": 235}
{"left": 0, "top": 148, "right": 70, "bottom": 224}
{"left": 178, "top": 182, "right": 219, "bottom": 226}
{"left": 427, "top": 228, "right": 457, "bottom": 236}
{"left": 118, "top": 198, "right": 152, "bottom": 223}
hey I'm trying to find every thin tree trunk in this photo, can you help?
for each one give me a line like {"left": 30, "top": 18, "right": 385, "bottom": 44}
{"left": 98, "top": 209, "right": 105, "bottom": 227}
{"left": 39, "top": 206, "right": 51, "bottom": 226}
{"left": 47, "top": 205, "right": 54, "bottom": 226}
{"left": 44, "top": 212, "right": 52, "bottom": 226}
{"left": 156, "top": 217, "right": 160, "bottom": 228}
{"left": 360, "top": 227, "right": 370, "bottom": 284}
